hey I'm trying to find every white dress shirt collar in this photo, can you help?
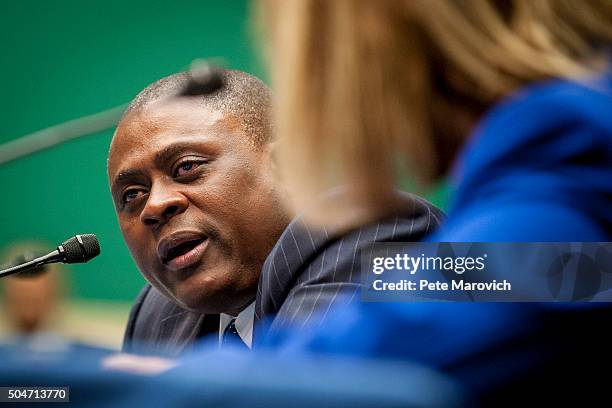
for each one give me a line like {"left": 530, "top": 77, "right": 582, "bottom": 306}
{"left": 218, "top": 301, "right": 255, "bottom": 348}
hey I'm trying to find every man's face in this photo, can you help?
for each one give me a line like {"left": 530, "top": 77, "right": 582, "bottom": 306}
{"left": 108, "top": 100, "right": 287, "bottom": 315}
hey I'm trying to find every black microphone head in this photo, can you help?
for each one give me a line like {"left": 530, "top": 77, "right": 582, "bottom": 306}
{"left": 59, "top": 234, "right": 100, "bottom": 264}
{"left": 179, "top": 63, "right": 224, "bottom": 96}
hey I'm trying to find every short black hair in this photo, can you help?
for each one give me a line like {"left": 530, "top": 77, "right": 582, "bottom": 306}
{"left": 122, "top": 69, "right": 272, "bottom": 146}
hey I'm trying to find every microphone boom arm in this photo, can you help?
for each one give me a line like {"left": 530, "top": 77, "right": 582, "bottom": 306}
{"left": 0, "top": 250, "right": 60, "bottom": 278}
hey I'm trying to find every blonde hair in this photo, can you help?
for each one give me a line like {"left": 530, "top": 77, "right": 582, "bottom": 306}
{"left": 256, "top": 0, "right": 612, "bottom": 226}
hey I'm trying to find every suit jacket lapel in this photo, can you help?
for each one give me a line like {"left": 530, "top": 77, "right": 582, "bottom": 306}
{"left": 255, "top": 219, "right": 329, "bottom": 323}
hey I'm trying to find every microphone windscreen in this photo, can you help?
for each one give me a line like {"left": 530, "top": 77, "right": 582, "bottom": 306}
{"left": 180, "top": 64, "right": 223, "bottom": 96}
{"left": 60, "top": 234, "right": 100, "bottom": 263}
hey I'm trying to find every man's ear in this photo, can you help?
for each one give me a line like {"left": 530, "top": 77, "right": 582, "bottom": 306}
{"left": 263, "top": 140, "right": 279, "bottom": 174}
{"left": 261, "top": 140, "right": 291, "bottom": 198}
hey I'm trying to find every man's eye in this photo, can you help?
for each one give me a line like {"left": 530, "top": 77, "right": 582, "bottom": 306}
{"left": 123, "top": 189, "right": 145, "bottom": 204}
{"left": 174, "top": 161, "right": 203, "bottom": 177}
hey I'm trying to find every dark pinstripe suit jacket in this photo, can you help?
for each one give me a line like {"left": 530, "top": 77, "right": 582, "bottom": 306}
{"left": 122, "top": 284, "right": 219, "bottom": 356}
{"left": 254, "top": 195, "right": 444, "bottom": 340}
{"left": 122, "top": 194, "right": 443, "bottom": 355}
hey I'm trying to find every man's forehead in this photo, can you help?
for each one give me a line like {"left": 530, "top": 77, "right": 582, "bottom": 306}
{"left": 107, "top": 101, "right": 248, "bottom": 176}
{"left": 121, "top": 100, "right": 226, "bottom": 138}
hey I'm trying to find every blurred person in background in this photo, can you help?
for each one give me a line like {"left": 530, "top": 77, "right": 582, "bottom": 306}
{"left": 1, "top": 243, "right": 63, "bottom": 339}
{"left": 256, "top": 0, "right": 612, "bottom": 404}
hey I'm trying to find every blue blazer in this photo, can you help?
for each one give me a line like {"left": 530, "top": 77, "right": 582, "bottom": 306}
{"left": 436, "top": 72, "right": 612, "bottom": 241}
{"left": 264, "top": 72, "right": 612, "bottom": 403}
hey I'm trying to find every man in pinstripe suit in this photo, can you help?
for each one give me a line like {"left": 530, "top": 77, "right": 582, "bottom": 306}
{"left": 112, "top": 70, "right": 289, "bottom": 356}
{"left": 116, "top": 71, "right": 443, "bottom": 355}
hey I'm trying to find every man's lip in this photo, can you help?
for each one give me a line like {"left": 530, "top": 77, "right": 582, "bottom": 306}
{"left": 164, "top": 239, "right": 209, "bottom": 272}
{"left": 157, "top": 231, "right": 208, "bottom": 265}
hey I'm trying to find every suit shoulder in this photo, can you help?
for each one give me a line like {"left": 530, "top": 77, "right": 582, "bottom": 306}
{"left": 340, "top": 194, "right": 444, "bottom": 244}
{"left": 256, "top": 194, "right": 444, "bottom": 323}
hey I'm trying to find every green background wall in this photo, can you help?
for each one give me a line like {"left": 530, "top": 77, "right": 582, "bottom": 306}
{"left": 0, "top": 0, "right": 263, "bottom": 301}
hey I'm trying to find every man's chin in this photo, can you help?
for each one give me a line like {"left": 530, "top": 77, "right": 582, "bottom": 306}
{"left": 170, "top": 284, "right": 218, "bottom": 314}
{"left": 171, "top": 282, "right": 256, "bottom": 315}
{"left": 159, "top": 261, "right": 259, "bottom": 314}
{"left": 168, "top": 274, "right": 235, "bottom": 314}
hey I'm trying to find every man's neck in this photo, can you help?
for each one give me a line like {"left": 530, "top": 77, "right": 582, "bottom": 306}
{"left": 224, "top": 296, "right": 256, "bottom": 317}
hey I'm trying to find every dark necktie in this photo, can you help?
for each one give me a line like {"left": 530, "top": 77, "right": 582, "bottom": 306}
{"left": 222, "top": 318, "right": 248, "bottom": 349}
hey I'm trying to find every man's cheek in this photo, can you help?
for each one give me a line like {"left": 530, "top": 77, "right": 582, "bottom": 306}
{"left": 119, "top": 223, "right": 137, "bottom": 252}
{"left": 120, "top": 224, "right": 149, "bottom": 266}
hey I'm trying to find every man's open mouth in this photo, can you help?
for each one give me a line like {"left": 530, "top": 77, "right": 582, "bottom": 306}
{"left": 164, "top": 238, "right": 204, "bottom": 262}
{"left": 158, "top": 232, "right": 209, "bottom": 271}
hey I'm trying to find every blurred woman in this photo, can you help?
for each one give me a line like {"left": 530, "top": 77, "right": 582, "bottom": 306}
{"left": 260, "top": 0, "right": 611, "bottom": 240}
{"left": 257, "top": 0, "right": 612, "bottom": 403}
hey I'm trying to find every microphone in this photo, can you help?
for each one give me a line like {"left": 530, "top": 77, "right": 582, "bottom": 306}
{"left": 179, "top": 61, "right": 224, "bottom": 96}
{"left": 0, "top": 234, "right": 100, "bottom": 278}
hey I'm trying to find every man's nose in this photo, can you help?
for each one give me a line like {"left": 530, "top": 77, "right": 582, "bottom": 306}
{"left": 140, "top": 184, "right": 188, "bottom": 227}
